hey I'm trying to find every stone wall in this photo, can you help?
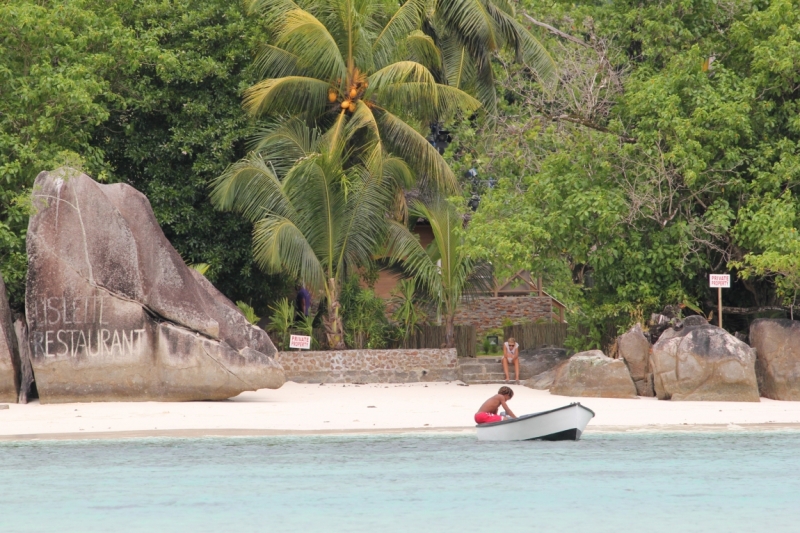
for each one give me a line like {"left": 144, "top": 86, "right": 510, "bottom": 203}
{"left": 276, "top": 348, "right": 457, "bottom": 383}
{"left": 455, "top": 297, "right": 554, "bottom": 338}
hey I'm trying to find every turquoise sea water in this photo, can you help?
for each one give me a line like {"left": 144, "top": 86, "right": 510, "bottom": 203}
{"left": 1, "top": 431, "right": 799, "bottom": 533}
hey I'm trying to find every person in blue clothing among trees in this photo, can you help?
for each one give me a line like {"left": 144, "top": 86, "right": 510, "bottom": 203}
{"left": 295, "top": 284, "right": 311, "bottom": 319}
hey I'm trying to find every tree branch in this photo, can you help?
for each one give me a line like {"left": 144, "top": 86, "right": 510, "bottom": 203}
{"left": 552, "top": 114, "right": 636, "bottom": 143}
{"left": 523, "top": 14, "right": 592, "bottom": 49}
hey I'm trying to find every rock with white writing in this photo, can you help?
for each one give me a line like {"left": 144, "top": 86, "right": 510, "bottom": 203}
{"left": 750, "top": 319, "right": 800, "bottom": 401}
{"left": 617, "top": 324, "right": 655, "bottom": 396}
{"left": 25, "top": 168, "right": 284, "bottom": 403}
{"left": 0, "top": 273, "right": 20, "bottom": 403}
{"left": 651, "top": 322, "right": 758, "bottom": 402}
{"left": 550, "top": 350, "right": 638, "bottom": 399}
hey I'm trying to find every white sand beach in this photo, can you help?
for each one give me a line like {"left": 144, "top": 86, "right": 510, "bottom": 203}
{"left": 2, "top": 382, "right": 800, "bottom": 440}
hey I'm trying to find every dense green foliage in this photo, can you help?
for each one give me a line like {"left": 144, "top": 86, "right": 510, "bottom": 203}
{"left": 1, "top": 0, "right": 139, "bottom": 307}
{"left": 458, "top": 0, "right": 800, "bottom": 346}
{"left": 0, "top": 0, "right": 290, "bottom": 312}
{"left": 3, "top": 0, "right": 799, "bottom": 349}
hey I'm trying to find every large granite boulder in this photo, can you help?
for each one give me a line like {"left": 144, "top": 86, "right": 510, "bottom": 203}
{"left": 750, "top": 319, "right": 800, "bottom": 400}
{"left": 0, "top": 273, "right": 20, "bottom": 403}
{"left": 550, "top": 350, "right": 638, "bottom": 399}
{"left": 651, "top": 321, "right": 758, "bottom": 402}
{"left": 25, "top": 168, "right": 284, "bottom": 403}
{"left": 617, "top": 323, "right": 654, "bottom": 396}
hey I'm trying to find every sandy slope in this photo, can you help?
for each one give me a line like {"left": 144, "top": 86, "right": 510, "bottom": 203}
{"left": 2, "top": 381, "right": 800, "bottom": 440}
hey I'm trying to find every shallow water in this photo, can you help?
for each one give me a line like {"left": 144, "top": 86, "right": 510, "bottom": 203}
{"left": 1, "top": 431, "right": 799, "bottom": 532}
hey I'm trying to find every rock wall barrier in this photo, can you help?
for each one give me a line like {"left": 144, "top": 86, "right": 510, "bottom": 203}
{"left": 276, "top": 348, "right": 458, "bottom": 383}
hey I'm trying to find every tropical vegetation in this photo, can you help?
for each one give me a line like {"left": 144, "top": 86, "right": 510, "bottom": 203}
{"left": 3, "top": 0, "right": 800, "bottom": 351}
{"left": 387, "top": 197, "right": 492, "bottom": 347}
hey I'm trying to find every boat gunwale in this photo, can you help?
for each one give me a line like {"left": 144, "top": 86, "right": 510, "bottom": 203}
{"left": 475, "top": 402, "right": 595, "bottom": 428}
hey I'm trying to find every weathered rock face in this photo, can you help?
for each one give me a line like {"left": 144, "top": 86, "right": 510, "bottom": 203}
{"left": 550, "top": 350, "right": 638, "bottom": 399}
{"left": 617, "top": 324, "right": 654, "bottom": 396}
{"left": 651, "top": 323, "right": 758, "bottom": 402}
{"left": 750, "top": 319, "right": 800, "bottom": 401}
{"left": 522, "top": 361, "right": 567, "bottom": 391}
{"left": 14, "top": 319, "right": 35, "bottom": 403}
{"left": 0, "top": 273, "right": 20, "bottom": 403}
{"left": 25, "top": 168, "right": 284, "bottom": 403}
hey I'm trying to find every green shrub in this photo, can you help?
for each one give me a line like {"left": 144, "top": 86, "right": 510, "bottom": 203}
{"left": 267, "top": 298, "right": 294, "bottom": 350}
{"left": 340, "top": 275, "right": 389, "bottom": 349}
{"left": 236, "top": 301, "right": 260, "bottom": 325}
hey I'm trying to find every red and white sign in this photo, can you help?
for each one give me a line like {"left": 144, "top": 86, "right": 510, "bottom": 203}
{"left": 289, "top": 335, "right": 312, "bottom": 350}
{"left": 709, "top": 274, "right": 731, "bottom": 288}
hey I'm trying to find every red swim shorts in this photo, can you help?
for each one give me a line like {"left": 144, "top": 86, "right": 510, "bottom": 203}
{"left": 474, "top": 412, "right": 503, "bottom": 424}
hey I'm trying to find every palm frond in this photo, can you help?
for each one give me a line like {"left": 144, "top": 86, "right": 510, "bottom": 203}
{"left": 440, "top": 33, "right": 476, "bottom": 90}
{"left": 385, "top": 220, "right": 439, "bottom": 294}
{"left": 243, "top": 76, "right": 331, "bottom": 118}
{"left": 252, "top": 44, "right": 306, "bottom": 79}
{"left": 249, "top": 118, "right": 323, "bottom": 177}
{"left": 274, "top": 8, "right": 348, "bottom": 82}
{"left": 434, "top": 0, "right": 498, "bottom": 61}
{"left": 474, "top": 56, "right": 497, "bottom": 116}
{"left": 253, "top": 216, "right": 326, "bottom": 292}
{"left": 374, "top": 107, "right": 458, "bottom": 192}
{"left": 335, "top": 163, "right": 398, "bottom": 277}
{"left": 373, "top": 0, "right": 428, "bottom": 68}
{"left": 406, "top": 30, "right": 444, "bottom": 80}
{"left": 377, "top": 82, "right": 480, "bottom": 122}
{"left": 366, "top": 60, "right": 437, "bottom": 95}
{"left": 209, "top": 154, "right": 296, "bottom": 224}
{"left": 486, "top": 4, "right": 555, "bottom": 83}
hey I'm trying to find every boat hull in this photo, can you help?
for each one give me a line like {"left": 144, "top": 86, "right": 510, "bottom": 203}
{"left": 475, "top": 403, "right": 594, "bottom": 442}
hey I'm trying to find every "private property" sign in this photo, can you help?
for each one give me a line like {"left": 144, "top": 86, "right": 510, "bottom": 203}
{"left": 709, "top": 274, "right": 730, "bottom": 288}
{"left": 289, "top": 334, "right": 312, "bottom": 350}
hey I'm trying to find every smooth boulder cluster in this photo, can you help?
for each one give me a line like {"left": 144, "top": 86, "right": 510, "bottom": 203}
{"left": 544, "top": 315, "right": 772, "bottom": 402}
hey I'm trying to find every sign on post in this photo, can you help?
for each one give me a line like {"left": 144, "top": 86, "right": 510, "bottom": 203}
{"left": 709, "top": 274, "right": 731, "bottom": 328}
{"left": 289, "top": 334, "right": 312, "bottom": 350}
{"left": 709, "top": 274, "right": 730, "bottom": 288}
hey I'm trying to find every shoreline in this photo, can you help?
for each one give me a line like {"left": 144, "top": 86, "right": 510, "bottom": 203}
{"left": 3, "top": 381, "right": 800, "bottom": 442}
{"left": 3, "top": 423, "right": 800, "bottom": 443}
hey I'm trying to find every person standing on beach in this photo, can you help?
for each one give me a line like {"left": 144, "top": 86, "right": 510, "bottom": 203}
{"left": 474, "top": 386, "right": 517, "bottom": 424}
{"left": 502, "top": 337, "right": 519, "bottom": 384}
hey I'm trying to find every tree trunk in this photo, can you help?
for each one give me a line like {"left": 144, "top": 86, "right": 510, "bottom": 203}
{"left": 324, "top": 278, "right": 345, "bottom": 350}
{"left": 444, "top": 314, "right": 455, "bottom": 349}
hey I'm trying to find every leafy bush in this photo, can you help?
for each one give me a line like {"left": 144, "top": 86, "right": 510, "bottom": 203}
{"left": 236, "top": 301, "right": 260, "bottom": 325}
{"left": 390, "top": 279, "right": 427, "bottom": 341}
{"left": 339, "top": 276, "right": 388, "bottom": 349}
{"left": 267, "top": 298, "right": 294, "bottom": 350}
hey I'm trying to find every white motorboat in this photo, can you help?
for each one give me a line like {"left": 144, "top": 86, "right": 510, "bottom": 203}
{"left": 476, "top": 403, "right": 595, "bottom": 441}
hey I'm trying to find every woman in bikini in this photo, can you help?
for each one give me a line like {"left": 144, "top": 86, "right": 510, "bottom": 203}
{"left": 502, "top": 337, "right": 519, "bottom": 384}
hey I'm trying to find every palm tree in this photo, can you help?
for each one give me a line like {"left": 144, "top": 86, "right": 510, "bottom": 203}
{"left": 243, "top": 0, "right": 555, "bottom": 181}
{"left": 211, "top": 120, "right": 411, "bottom": 349}
{"left": 380, "top": 0, "right": 557, "bottom": 114}
{"left": 244, "top": 0, "right": 482, "bottom": 192}
{"left": 386, "top": 196, "right": 492, "bottom": 347}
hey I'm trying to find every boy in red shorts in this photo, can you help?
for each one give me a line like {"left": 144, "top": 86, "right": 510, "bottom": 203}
{"left": 474, "top": 386, "right": 517, "bottom": 424}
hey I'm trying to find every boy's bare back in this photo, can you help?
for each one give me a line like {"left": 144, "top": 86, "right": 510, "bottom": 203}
{"left": 476, "top": 386, "right": 516, "bottom": 418}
